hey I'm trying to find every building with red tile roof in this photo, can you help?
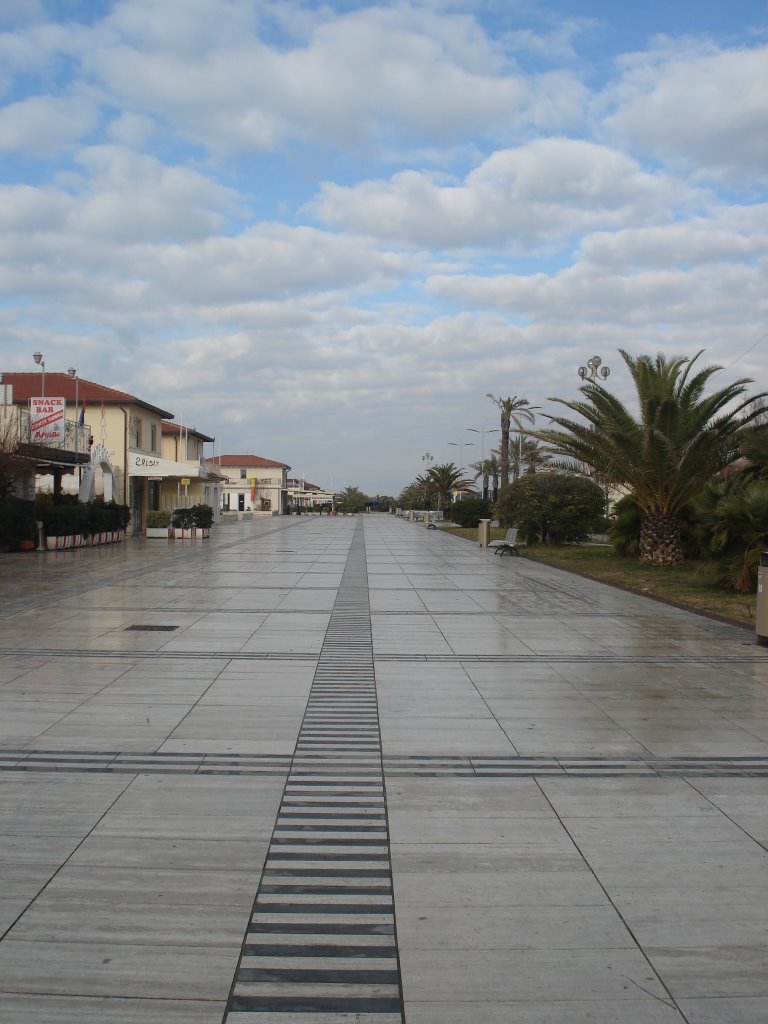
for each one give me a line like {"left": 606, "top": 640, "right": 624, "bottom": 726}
{"left": 2, "top": 372, "right": 220, "bottom": 530}
{"left": 206, "top": 454, "right": 291, "bottom": 514}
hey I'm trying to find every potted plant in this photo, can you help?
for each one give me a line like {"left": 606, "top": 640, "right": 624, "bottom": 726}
{"left": 145, "top": 509, "right": 172, "bottom": 538}
{"left": 1, "top": 498, "right": 38, "bottom": 552}
{"left": 172, "top": 504, "right": 212, "bottom": 539}
{"left": 17, "top": 515, "right": 38, "bottom": 551}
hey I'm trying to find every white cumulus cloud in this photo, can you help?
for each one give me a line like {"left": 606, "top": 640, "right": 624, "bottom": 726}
{"left": 310, "top": 139, "right": 690, "bottom": 247}
{"left": 604, "top": 43, "right": 768, "bottom": 185}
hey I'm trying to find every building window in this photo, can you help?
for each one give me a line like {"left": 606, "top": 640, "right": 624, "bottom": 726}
{"left": 240, "top": 468, "right": 247, "bottom": 479}
{"left": 131, "top": 416, "right": 142, "bottom": 448}
{"left": 150, "top": 423, "right": 157, "bottom": 452}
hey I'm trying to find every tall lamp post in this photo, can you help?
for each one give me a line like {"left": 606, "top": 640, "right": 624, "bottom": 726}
{"left": 467, "top": 426, "right": 498, "bottom": 499}
{"left": 67, "top": 367, "right": 79, "bottom": 473}
{"left": 421, "top": 452, "right": 434, "bottom": 510}
{"left": 448, "top": 441, "right": 474, "bottom": 501}
{"left": 578, "top": 355, "right": 610, "bottom": 383}
{"left": 33, "top": 351, "right": 45, "bottom": 398}
{"left": 577, "top": 355, "right": 611, "bottom": 514}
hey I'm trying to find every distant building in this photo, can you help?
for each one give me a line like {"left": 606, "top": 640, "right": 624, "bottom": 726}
{"left": 160, "top": 422, "right": 225, "bottom": 515}
{"left": 207, "top": 455, "right": 291, "bottom": 514}
{"left": 286, "top": 478, "right": 335, "bottom": 510}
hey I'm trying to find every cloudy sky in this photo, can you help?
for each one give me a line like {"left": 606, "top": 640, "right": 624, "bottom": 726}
{"left": 2, "top": 0, "right": 768, "bottom": 496}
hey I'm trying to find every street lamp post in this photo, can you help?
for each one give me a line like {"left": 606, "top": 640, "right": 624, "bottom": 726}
{"left": 578, "top": 355, "right": 610, "bottom": 383}
{"left": 577, "top": 355, "right": 611, "bottom": 514}
{"left": 421, "top": 452, "right": 434, "bottom": 510}
{"left": 67, "top": 367, "right": 79, "bottom": 473}
{"left": 467, "top": 426, "right": 499, "bottom": 499}
{"left": 33, "top": 351, "right": 45, "bottom": 398}
{"left": 448, "top": 441, "right": 474, "bottom": 500}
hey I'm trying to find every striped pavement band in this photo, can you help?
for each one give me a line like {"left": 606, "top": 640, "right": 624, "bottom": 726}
{"left": 223, "top": 522, "right": 404, "bottom": 1023}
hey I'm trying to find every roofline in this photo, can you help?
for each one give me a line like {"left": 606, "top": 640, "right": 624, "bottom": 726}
{"left": 162, "top": 422, "right": 215, "bottom": 443}
{"left": 1, "top": 372, "right": 174, "bottom": 420}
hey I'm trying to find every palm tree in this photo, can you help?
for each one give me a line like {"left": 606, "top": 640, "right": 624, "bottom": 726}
{"left": 470, "top": 458, "right": 499, "bottom": 500}
{"left": 338, "top": 485, "right": 368, "bottom": 513}
{"left": 427, "top": 462, "right": 468, "bottom": 514}
{"left": 487, "top": 394, "right": 537, "bottom": 490}
{"left": 521, "top": 438, "right": 552, "bottom": 475}
{"left": 508, "top": 436, "right": 551, "bottom": 480}
{"left": 486, "top": 454, "right": 501, "bottom": 501}
{"left": 695, "top": 478, "right": 768, "bottom": 591}
{"left": 535, "top": 350, "right": 767, "bottom": 566}
{"left": 414, "top": 473, "right": 436, "bottom": 510}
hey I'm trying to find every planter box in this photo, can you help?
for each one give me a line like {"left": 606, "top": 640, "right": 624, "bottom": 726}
{"left": 88, "top": 530, "right": 124, "bottom": 546}
{"left": 145, "top": 527, "right": 172, "bottom": 539}
{"left": 45, "top": 530, "right": 124, "bottom": 550}
{"left": 175, "top": 527, "right": 210, "bottom": 540}
{"left": 46, "top": 534, "right": 86, "bottom": 551}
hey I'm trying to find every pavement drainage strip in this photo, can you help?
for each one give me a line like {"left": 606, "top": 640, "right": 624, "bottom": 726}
{"left": 224, "top": 522, "right": 404, "bottom": 1023}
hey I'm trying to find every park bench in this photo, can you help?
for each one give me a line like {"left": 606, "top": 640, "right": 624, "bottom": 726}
{"left": 490, "top": 527, "right": 523, "bottom": 556}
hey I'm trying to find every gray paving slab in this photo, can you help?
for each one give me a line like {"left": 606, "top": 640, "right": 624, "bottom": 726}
{"left": 1, "top": 515, "right": 768, "bottom": 1022}
{"left": 0, "top": 994, "right": 225, "bottom": 1023}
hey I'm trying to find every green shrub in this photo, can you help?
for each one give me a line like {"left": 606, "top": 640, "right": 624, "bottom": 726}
{"left": 41, "top": 502, "right": 83, "bottom": 537}
{"left": 172, "top": 505, "right": 213, "bottom": 529}
{"left": 607, "top": 496, "right": 642, "bottom": 556}
{"left": 191, "top": 504, "right": 213, "bottom": 528}
{"left": 40, "top": 499, "right": 129, "bottom": 537}
{"left": 171, "top": 507, "right": 193, "bottom": 529}
{"left": 0, "top": 497, "right": 36, "bottom": 549}
{"left": 146, "top": 509, "right": 171, "bottom": 528}
{"left": 494, "top": 473, "right": 605, "bottom": 544}
{"left": 449, "top": 497, "right": 492, "bottom": 528}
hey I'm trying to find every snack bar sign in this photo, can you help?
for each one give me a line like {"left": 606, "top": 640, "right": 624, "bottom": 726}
{"left": 30, "top": 397, "right": 66, "bottom": 444}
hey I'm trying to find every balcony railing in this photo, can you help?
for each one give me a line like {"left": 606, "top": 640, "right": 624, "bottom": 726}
{"left": 3, "top": 405, "right": 91, "bottom": 460}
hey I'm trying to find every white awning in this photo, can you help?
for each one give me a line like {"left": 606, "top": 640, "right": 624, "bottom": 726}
{"left": 128, "top": 453, "right": 204, "bottom": 479}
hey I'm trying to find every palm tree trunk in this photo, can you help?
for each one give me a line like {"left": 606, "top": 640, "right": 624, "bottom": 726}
{"left": 500, "top": 413, "right": 510, "bottom": 489}
{"left": 640, "top": 513, "right": 684, "bottom": 566}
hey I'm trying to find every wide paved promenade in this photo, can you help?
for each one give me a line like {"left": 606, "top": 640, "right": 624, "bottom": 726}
{"left": 2, "top": 514, "right": 768, "bottom": 1023}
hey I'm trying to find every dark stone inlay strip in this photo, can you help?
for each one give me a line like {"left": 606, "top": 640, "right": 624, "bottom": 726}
{"left": 260, "top": 886, "right": 392, "bottom": 896}
{"left": 124, "top": 624, "right": 179, "bottom": 632}
{"left": 229, "top": 995, "right": 401, "bottom": 1013}
{"left": 7, "top": 752, "right": 768, "bottom": 779}
{"left": 267, "top": 853, "right": 389, "bottom": 862}
{"left": 250, "top": 922, "right": 395, "bottom": 936}
{"left": 264, "top": 869, "right": 391, "bottom": 877}
{"left": 244, "top": 943, "right": 395, "bottom": 957}
{"left": 225, "top": 521, "right": 404, "bottom": 1022}
{"left": 237, "top": 967, "right": 399, "bottom": 984}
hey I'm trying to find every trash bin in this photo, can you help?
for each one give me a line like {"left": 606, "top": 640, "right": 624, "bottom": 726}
{"left": 757, "top": 552, "right": 768, "bottom": 645}
{"left": 424, "top": 511, "right": 431, "bottom": 527}
{"left": 478, "top": 519, "right": 491, "bottom": 548}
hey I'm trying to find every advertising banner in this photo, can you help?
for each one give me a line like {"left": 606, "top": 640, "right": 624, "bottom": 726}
{"left": 30, "top": 397, "right": 66, "bottom": 444}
